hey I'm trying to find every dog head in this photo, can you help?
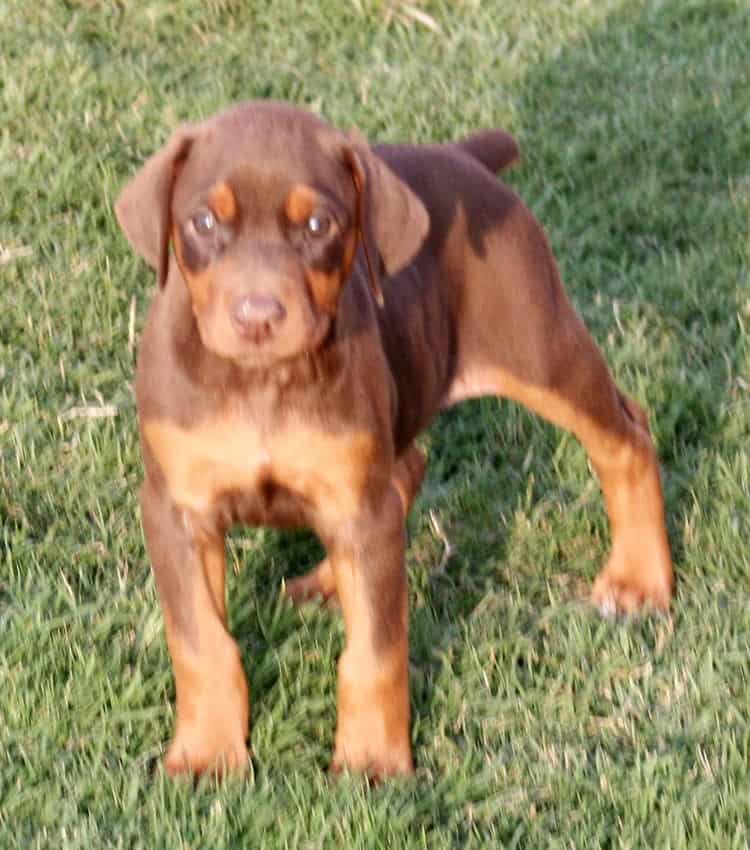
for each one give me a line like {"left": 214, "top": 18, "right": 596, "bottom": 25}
{"left": 116, "top": 101, "right": 429, "bottom": 368}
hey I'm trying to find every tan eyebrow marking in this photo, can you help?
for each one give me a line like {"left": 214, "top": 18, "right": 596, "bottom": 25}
{"left": 209, "top": 181, "right": 237, "bottom": 222}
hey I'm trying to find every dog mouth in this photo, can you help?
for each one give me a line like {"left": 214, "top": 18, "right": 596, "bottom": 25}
{"left": 237, "top": 314, "right": 333, "bottom": 370}
{"left": 195, "top": 305, "right": 333, "bottom": 371}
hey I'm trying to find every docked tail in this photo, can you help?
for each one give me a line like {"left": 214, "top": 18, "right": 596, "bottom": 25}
{"left": 457, "top": 130, "right": 520, "bottom": 174}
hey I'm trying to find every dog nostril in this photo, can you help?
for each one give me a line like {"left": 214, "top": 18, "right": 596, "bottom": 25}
{"left": 231, "top": 294, "right": 286, "bottom": 336}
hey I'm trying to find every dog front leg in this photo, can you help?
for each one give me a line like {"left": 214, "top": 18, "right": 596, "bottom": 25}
{"left": 325, "top": 483, "right": 413, "bottom": 779}
{"left": 140, "top": 478, "right": 249, "bottom": 777}
{"left": 285, "top": 444, "right": 426, "bottom": 605}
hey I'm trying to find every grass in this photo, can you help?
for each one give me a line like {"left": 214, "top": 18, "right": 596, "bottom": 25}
{"left": 1, "top": 0, "right": 749, "bottom": 846}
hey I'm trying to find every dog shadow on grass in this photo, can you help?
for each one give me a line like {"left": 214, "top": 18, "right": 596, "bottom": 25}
{"left": 225, "top": 0, "right": 747, "bottom": 782}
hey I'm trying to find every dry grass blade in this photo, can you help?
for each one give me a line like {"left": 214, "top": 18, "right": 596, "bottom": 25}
{"left": 59, "top": 404, "right": 119, "bottom": 422}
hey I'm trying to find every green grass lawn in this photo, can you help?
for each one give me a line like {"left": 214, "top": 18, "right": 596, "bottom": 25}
{"left": 2, "top": 0, "right": 749, "bottom": 846}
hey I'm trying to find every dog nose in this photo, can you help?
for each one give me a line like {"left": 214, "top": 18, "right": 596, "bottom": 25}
{"left": 231, "top": 294, "right": 286, "bottom": 339}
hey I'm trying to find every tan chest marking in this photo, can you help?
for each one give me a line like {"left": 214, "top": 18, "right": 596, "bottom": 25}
{"left": 143, "top": 415, "right": 377, "bottom": 518}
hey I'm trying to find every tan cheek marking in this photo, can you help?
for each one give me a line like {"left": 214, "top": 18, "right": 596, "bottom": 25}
{"left": 185, "top": 270, "right": 213, "bottom": 314}
{"left": 173, "top": 228, "right": 216, "bottom": 315}
{"left": 305, "top": 267, "right": 342, "bottom": 314}
{"left": 285, "top": 184, "right": 319, "bottom": 224}
{"left": 209, "top": 182, "right": 237, "bottom": 223}
{"left": 305, "top": 230, "right": 358, "bottom": 314}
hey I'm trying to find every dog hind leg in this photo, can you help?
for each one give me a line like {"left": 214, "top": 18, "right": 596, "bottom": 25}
{"left": 448, "top": 215, "right": 673, "bottom": 614}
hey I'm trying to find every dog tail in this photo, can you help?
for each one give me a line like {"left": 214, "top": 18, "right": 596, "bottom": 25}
{"left": 457, "top": 130, "right": 520, "bottom": 174}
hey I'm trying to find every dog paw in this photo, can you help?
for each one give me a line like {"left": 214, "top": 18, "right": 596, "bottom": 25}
{"left": 331, "top": 739, "right": 414, "bottom": 781}
{"left": 163, "top": 661, "right": 251, "bottom": 780}
{"left": 164, "top": 734, "right": 249, "bottom": 779}
{"left": 284, "top": 558, "right": 338, "bottom": 606}
{"left": 332, "top": 651, "right": 413, "bottom": 781}
{"left": 592, "top": 560, "right": 672, "bottom": 616}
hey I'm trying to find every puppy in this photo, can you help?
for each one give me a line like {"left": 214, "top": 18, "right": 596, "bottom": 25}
{"left": 116, "top": 101, "right": 673, "bottom": 778}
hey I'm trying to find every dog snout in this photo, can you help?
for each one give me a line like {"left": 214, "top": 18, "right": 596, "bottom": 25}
{"left": 231, "top": 294, "right": 286, "bottom": 340}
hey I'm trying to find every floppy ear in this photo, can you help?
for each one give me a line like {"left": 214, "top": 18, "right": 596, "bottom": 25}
{"left": 115, "top": 125, "right": 196, "bottom": 288}
{"left": 343, "top": 135, "right": 429, "bottom": 279}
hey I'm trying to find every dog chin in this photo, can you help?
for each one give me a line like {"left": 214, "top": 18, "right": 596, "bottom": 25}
{"left": 199, "top": 315, "right": 333, "bottom": 371}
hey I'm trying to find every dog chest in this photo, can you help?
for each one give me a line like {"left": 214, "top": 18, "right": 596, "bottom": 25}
{"left": 142, "top": 415, "right": 377, "bottom": 520}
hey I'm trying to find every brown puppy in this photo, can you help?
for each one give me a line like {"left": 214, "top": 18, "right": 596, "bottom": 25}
{"left": 116, "top": 101, "right": 673, "bottom": 779}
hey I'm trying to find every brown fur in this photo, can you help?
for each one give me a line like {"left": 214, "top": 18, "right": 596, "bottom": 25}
{"left": 115, "top": 100, "right": 673, "bottom": 780}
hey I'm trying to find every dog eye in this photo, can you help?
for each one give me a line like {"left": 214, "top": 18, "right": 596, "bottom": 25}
{"left": 192, "top": 208, "right": 216, "bottom": 236}
{"left": 306, "top": 211, "right": 332, "bottom": 237}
